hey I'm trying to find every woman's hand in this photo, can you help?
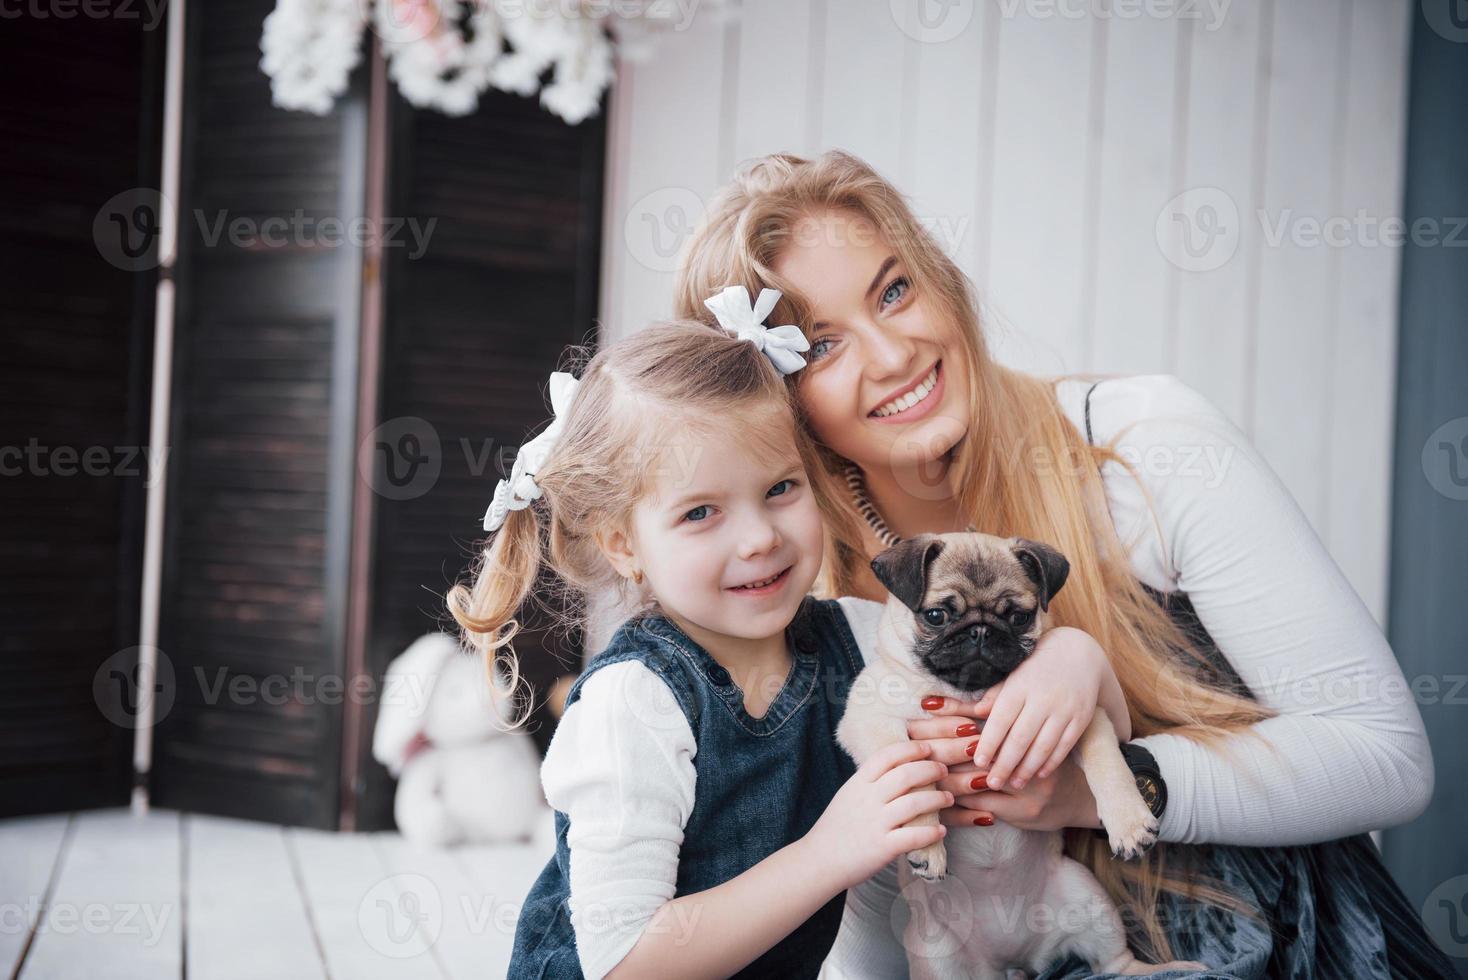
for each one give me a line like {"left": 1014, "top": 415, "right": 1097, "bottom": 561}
{"left": 935, "top": 757, "right": 1102, "bottom": 831}
{"left": 904, "top": 627, "right": 1126, "bottom": 814}
{"left": 804, "top": 741, "right": 952, "bottom": 892}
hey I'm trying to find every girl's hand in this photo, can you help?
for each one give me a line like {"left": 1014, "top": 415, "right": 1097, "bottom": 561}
{"left": 935, "top": 757, "right": 1101, "bottom": 832}
{"left": 805, "top": 741, "right": 952, "bottom": 892}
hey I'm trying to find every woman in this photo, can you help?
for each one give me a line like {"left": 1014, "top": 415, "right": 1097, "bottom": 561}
{"left": 670, "top": 150, "right": 1453, "bottom": 978}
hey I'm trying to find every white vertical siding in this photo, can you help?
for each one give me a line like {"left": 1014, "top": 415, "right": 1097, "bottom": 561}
{"left": 599, "top": 0, "right": 1410, "bottom": 622}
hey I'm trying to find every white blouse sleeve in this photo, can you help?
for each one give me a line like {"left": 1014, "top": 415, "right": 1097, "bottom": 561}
{"left": 540, "top": 660, "right": 698, "bottom": 980}
{"left": 1063, "top": 374, "right": 1434, "bottom": 846}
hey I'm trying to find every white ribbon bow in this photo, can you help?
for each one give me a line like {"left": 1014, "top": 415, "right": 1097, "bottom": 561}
{"left": 703, "top": 285, "right": 810, "bottom": 376}
{"left": 482, "top": 371, "right": 581, "bottom": 532}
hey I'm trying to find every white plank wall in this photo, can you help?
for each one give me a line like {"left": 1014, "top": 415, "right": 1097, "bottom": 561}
{"left": 601, "top": 0, "right": 1411, "bottom": 623}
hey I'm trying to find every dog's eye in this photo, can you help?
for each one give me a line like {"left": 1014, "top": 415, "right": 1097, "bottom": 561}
{"left": 1009, "top": 609, "right": 1035, "bottom": 629}
{"left": 922, "top": 608, "right": 949, "bottom": 627}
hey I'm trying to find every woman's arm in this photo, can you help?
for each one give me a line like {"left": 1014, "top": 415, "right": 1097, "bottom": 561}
{"left": 1077, "top": 375, "right": 1434, "bottom": 845}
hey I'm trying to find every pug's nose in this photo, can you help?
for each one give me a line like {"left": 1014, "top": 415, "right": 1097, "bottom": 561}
{"left": 968, "top": 624, "right": 985, "bottom": 643}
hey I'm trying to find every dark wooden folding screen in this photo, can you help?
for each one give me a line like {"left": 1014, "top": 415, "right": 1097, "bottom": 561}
{"left": 1, "top": 0, "right": 604, "bottom": 830}
{"left": 0, "top": 15, "right": 162, "bottom": 817}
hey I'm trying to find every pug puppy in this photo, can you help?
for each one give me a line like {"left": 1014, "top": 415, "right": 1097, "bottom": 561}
{"left": 836, "top": 532, "right": 1204, "bottom": 979}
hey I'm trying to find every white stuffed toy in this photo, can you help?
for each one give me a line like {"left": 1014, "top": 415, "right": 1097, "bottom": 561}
{"left": 373, "top": 633, "right": 555, "bottom": 852}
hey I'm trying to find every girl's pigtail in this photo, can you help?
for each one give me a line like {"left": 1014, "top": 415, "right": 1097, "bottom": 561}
{"left": 447, "top": 503, "right": 545, "bottom": 731}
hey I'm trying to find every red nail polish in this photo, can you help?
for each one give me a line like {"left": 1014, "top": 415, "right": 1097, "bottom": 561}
{"left": 975, "top": 814, "right": 995, "bottom": 827}
{"left": 956, "top": 723, "right": 978, "bottom": 737}
{"left": 965, "top": 740, "right": 978, "bottom": 757}
{"left": 922, "top": 696, "right": 945, "bottom": 711}
{"left": 969, "top": 775, "right": 988, "bottom": 791}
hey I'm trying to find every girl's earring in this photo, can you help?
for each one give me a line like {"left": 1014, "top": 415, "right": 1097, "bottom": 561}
{"left": 631, "top": 568, "right": 644, "bottom": 585}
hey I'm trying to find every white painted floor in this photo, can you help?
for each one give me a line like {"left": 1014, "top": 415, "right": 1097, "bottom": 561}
{"left": 0, "top": 808, "right": 548, "bottom": 980}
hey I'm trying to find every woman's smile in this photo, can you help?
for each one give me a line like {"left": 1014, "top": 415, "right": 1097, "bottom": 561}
{"left": 868, "top": 360, "right": 944, "bottom": 424}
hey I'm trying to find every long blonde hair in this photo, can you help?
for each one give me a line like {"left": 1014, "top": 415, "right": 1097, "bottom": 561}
{"left": 447, "top": 320, "right": 837, "bottom": 729}
{"left": 672, "top": 150, "right": 1275, "bottom": 958}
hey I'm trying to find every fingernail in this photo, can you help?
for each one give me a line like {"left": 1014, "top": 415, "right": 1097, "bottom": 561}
{"left": 921, "top": 696, "right": 945, "bottom": 711}
{"left": 945, "top": 792, "right": 954, "bottom": 803}
{"left": 970, "top": 775, "right": 988, "bottom": 791}
{"left": 1013, "top": 777, "right": 1026, "bottom": 789}
{"left": 965, "top": 740, "right": 978, "bottom": 757}
{"left": 955, "top": 723, "right": 978, "bottom": 737}
{"left": 975, "top": 814, "right": 995, "bottom": 827}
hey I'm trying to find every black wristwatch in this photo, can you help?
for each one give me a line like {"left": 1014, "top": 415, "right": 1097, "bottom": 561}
{"left": 1119, "top": 742, "right": 1167, "bottom": 820}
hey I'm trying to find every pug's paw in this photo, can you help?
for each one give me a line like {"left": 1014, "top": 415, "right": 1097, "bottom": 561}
{"left": 907, "top": 842, "right": 947, "bottom": 881}
{"left": 1098, "top": 795, "right": 1158, "bottom": 861}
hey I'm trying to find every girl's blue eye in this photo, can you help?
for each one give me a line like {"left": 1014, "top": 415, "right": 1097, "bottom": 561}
{"left": 880, "top": 277, "right": 909, "bottom": 310}
{"left": 768, "top": 479, "right": 795, "bottom": 498}
{"left": 810, "top": 337, "right": 835, "bottom": 361}
{"left": 683, "top": 505, "right": 710, "bottom": 523}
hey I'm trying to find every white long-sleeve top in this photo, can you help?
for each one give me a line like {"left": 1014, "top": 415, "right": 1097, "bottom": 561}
{"left": 540, "top": 374, "right": 1433, "bottom": 979}
{"left": 540, "top": 597, "right": 878, "bottom": 980}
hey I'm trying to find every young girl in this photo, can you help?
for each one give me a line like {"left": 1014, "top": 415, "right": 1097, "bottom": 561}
{"left": 448, "top": 296, "right": 957, "bottom": 979}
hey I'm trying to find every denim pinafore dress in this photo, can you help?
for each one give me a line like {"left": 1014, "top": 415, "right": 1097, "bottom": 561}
{"left": 509, "top": 595, "right": 866, "bottom": 979}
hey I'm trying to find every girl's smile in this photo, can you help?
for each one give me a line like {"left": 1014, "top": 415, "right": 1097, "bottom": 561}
{"left": 726, "top": 564, "right": 794, "bottom": 596}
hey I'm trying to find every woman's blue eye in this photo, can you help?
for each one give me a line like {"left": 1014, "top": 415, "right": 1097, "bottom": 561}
{"left": 810, "top": 337, "right": 835, "bottom": 361}
{"left": 880, "top": 277, "right": 909, "bottom": 309}
{"left": 768, "top": 479, "right": 795, "bottom": 498}
{"left": 683, "top": 505, "right": 710, "bottom": 523}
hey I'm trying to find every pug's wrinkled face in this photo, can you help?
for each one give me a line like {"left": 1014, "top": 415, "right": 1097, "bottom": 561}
{"left": 870, "top": 532, "right": 1070, "bottom": 694}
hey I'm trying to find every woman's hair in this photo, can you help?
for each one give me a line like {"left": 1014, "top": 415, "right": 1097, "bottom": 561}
{"left": 447, "top": 320, "right": 834, "bottom": 730}
{"left": 672, "top": 149, "right": 1277, "bottom": 959}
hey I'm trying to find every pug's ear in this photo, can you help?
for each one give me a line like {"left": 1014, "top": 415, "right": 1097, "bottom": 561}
{"left": 870, "top": 535, "right": 945, "bottom": 612}
{"left": 1012, "top": 538, "right": 1070, "bottom": 611}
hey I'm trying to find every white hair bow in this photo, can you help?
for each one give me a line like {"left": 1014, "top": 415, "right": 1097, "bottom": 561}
{"left": 482, "top": 371, "right": 581, "bottom": 533}
{"left": 703, "top": 285, "right": 810, "bottom": 376}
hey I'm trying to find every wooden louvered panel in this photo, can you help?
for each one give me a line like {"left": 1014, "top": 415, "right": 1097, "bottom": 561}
{"left": 0, "top": 16, "right": 158, "bottom": 816}
{"left": 350, "top": 89, "right": 606, "bottom": 831}
{"left": 150, "top": 0, "right": 363, "bottom": 828}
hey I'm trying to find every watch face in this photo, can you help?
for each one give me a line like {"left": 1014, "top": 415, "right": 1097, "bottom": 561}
{"left": 1136, "top": 775, "right": 1160, "bottom": 810}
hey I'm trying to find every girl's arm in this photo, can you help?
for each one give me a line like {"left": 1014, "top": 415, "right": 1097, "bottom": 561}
{"left": 607, "top": 738, "right": 950, "bottom": 980}
{"left": 550, "top": 661, "right": 950, "bottom": 980}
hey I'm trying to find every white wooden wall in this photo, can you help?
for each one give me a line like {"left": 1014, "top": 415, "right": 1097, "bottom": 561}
{"left": 598, "top": 0, "right": 1412, "bottom": 623}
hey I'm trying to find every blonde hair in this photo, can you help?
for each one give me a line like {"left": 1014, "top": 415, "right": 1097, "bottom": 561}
{"left": 672, "top": 150, "right": 1276, "bottom": 958}
{"left": 447, "top": 320, "right": 836, "bottom": 730}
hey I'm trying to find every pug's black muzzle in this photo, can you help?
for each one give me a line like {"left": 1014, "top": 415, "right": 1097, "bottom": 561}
{"left": 920, "top": 623, "right": 1032, "bottom": 694}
